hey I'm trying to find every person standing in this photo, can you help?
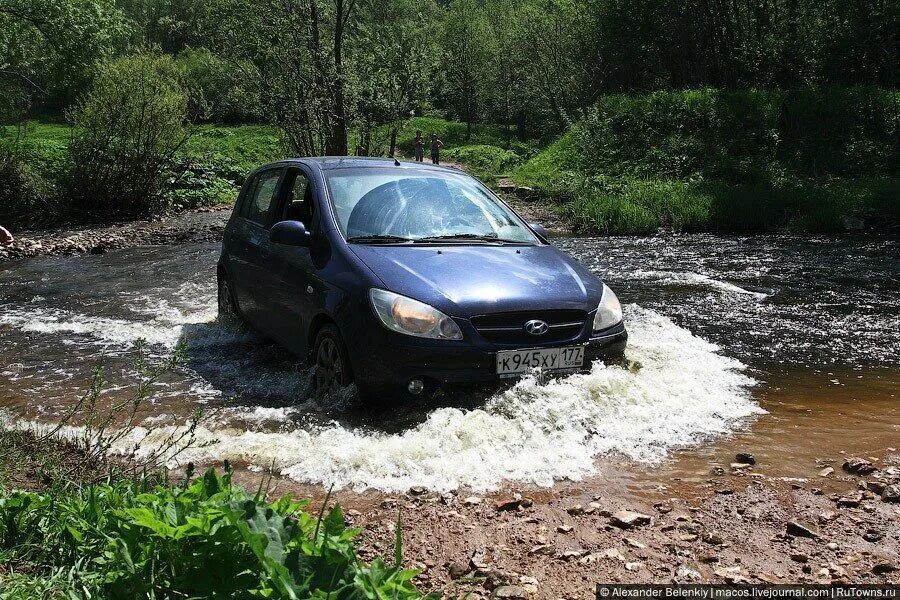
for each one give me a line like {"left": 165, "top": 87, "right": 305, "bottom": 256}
{"left": 0, "top": 225, "right": 13, "bottom": 246}
{"left": 430, "top": 134, "right": 444, "bottom": 165}
{"left": 413, "top": 130, "right": 425, "bottom": 162}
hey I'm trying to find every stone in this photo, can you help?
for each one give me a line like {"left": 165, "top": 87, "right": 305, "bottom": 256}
{"left": 819, "top": 467, "right": 835, "bottom": 478}
{"left": 494, "top": 585, "right": 528, "bottom": 599}
{"left": 842, "top": 457, "right": 876, "bottom": 475}
{"left": 873, "top": 563, "right": 897, "bottom": 575}
{"left": 625, "top": 562, "right": 642, "bottom": 571}
{"left": 529, "top": 544, "right": 555, "bottom": 556}
{"left": 624, "top": 537, "right": 646, "bottom": 549}
{"left": 701, "top": 531, "right": 724, "bottom": 545}
{"left": 556, "top": 524, "right": 573, "bottom": 533}
{"left": 786, "top": 520, "right": 820, "bottom": 538}
{"left": 495, "top": 496, "right": 522, "bottom": 511}
{"left": 463, "top": 496, "right": 483, "bottom": 506}
{"left": 862, "top": 529, "right": 883, "bottom": 542}
{"left": 610, "top": 510, "right": 651, "bottom": 529}
{"left": 556, "top": 549, "right": 587, "bottom": 561}
{"left": 865, "top": 481, "right": 886, "bottom": 494}
{"left": 566, "top": 504, "right": 584, "bottom": 516}
{"left": 730, "top": 463, "right": 751, "bottom": 470}
{"left": 836, "top": 496, "right": 860, "bottom": 508}
{"left": 790, "top": 553, "right": 809, "bottom": 563}
{"left": 735, "top": 452, "right": 756, "bottom": 465}
{"left": 408, "top": 486, "right": 427, "bottom": 495}
{"left": 881, "top": 484, "right": 900, "bottom": 503}
{"left": 676, "top": 563, "right": 703, "bottom": 582}
{"left": 448, "top": 560, "right": 470, "bottom": 579}
{"left": 818, "top": 511, "right": 838, "bottom": 524}
{"left": 826, "top": 543, "right": 839, "bottom": 551}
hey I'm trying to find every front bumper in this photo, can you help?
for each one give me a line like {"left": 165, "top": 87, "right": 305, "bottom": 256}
{"left": 349, "top": 320, "right": 627, "bottom": 391}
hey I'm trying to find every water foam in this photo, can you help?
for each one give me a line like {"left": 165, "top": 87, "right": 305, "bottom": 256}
{"left": 632, "top": 270, "right": 769, "bottom": 299}
{"left": 51, "top": 305, "right": 760, "bottom": 493}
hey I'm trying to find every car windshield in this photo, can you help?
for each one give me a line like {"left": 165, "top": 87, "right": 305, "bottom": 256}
{"left": 324, "top": 168, "right": 537, "bottom": 244}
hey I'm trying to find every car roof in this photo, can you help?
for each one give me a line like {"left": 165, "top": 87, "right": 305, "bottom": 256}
{"left": 265, "top": 157, "right": 462, "bottom": 173}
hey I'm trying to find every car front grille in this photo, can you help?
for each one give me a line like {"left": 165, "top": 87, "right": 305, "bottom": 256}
{"left": 470, "top": 309, "right": 587, "bottom": 345}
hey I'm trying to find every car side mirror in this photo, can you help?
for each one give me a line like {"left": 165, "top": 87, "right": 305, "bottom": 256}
{"left": 271, "top": 220, "right": 312, "bottom": 247}
{"left": 529, "top": 222, "right": 549, "bottom": 240}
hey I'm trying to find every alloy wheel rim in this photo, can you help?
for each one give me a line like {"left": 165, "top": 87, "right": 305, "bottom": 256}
{"left": 316, "top": 338, "right": 343, "bottom": 393}
{"left": 219, "top": 280, "right": 235, "bottom": 317}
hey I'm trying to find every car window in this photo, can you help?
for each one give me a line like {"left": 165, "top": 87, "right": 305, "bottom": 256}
{"left": 282, "top": 171, "right": 314, "bottom": 226}
{"left": 243, "top": 169, "right": 281, "bottom": 227}
{"left": 325, "top": 168, "right": 536, "bottom": 243}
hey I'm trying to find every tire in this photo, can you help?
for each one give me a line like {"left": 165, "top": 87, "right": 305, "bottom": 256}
{"left": 217, "top": 272, "right": 240, "bottom": 321}
{"left": 313, "top": 324, "right": 354, "bottom": 396}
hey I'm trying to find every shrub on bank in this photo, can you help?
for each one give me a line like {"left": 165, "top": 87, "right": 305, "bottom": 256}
{"left": 68, "top": 51, "right": 191, "bottom": 219}
{"left": 0, "top": 466, "right": 424, "bottom": 599}
{"left": 442, "top": 144, "right": 522, "bottom": 181}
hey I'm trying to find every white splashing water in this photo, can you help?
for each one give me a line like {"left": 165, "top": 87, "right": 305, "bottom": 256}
{"left": 1, "top": 305, "right": 759, "bottom": 492}
{"left": 632, "top": 269, "right": 769, "bottom": 300}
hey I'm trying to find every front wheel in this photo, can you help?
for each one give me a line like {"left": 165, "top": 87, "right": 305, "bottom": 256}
{"left": 313, "top": 325, "right": 354, "bottom": 396}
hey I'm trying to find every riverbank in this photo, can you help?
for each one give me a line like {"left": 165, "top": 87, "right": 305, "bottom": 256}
{"left": 2, "top": 424, "right": 897, "bottom": 596}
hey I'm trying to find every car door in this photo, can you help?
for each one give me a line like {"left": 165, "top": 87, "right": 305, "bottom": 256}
{"left": 227, "top": 167, "right": 284, "bottom": 329}
{"left": 263, "top": 167, "right": 320, "bottom": 357}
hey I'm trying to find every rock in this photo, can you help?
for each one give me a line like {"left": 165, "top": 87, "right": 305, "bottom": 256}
{"left": 654, "top": 501, "right": 673, "bottom": 514}
{"left": 735, "top": 452, "right": 756, "bottom": 465}
{"left": 408, "top": 486, "right": 427, "bottom": 495}
{"left": 556, "top": 549, "right": 587, "bottom": 561}
{"left": 862, "top": 528, "right": 883, "bottom": 542}
{"left": 819, "top": 467, "right": 835, "bottom": 477}
{"left": 837, "top": 496, "right": 860, "bottom": 508}
{"left": 843, "top": 457, "right": 876, "bottom": 475}
{"left": 786, "top": 520, "right": 820, "bottom": 538}
{"left": 566, "top": 504, "right": 584, "bottom": 516}
{"left": 625, "top": 562, "right": 642, "bottom": 571}
{"left": 599, "top": 548, "right": 626, "bottom": 561}
{"left": 513, "top": 186, "right": 535, "bottom": 199}
{"left": 826, "top": 543, "right": 839, "bottom": 551}
{"left": 676, "top": 563, "right": 703, "bottom": 582}
{"left": 448, "top": 560, "right": 470, "bottom": 579}
{"left": 730, "top": 463, "right": 751, "bottom": 470}
{"left": 865, "top": 481, "right": 886, "bottom": 494}
{"left": 624, "top": 537, "right": 646, "bottom": 549}
{"left": 556, "top": 524, "right": 573, "bottom": 533}
{"left": 882, "top": 484, "right": 900, "bottom": 503}
{"left": 529, "top": 544, "right": 555, "bottom": 556}
{"left": 842, "top": 214, "right": 865, "bottom": 231}
{"left": 701, "top": 531, "right": 724, "bottom": 545}
{"left": 610, "top": 510, "right": 651, "bottom": 529}
{"left": 463, "top": 496, "right": 483, "bottom": 506}
{"left": 790, "top": 553, "right": 809, "bottom": 563}
{"left": 495, "top": 496, "right": 522, "bottom": 511}
{"left": 494, "top": 585, "right": 528, "bottom": 599}
{"left": 873, "top": 563, "right": 897, "bottom": 575}
{"left": 818, "top": 510, "right": 838, "bottom": 524}
{"left": 715, "top": 566, "right": 749, "bottom": 584}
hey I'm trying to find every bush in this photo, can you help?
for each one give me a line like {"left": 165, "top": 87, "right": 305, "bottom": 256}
{"left": 0, "top": 466, "right": 424, "bottom": 599}
{"left": 0, "top": 154, "right": 56, "bottom": 228}
{"left": 69, "top": 52, "right": 190, "bottom": 219}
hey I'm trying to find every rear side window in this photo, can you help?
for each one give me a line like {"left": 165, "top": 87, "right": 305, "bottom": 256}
{"left": 242, "top": 169, "right": 281, "bottom": 227}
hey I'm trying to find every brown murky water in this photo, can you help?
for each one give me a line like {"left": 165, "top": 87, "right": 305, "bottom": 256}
{"left": 1, "top": 234, "right": 898, "bottom": 492}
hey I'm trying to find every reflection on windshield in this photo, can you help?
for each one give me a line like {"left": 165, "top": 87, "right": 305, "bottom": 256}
{"left": 326, "top": 169, "right": 535, "bottom": 243}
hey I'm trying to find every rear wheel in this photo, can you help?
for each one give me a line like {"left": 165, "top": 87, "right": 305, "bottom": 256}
{"left": 218, "top": 273, "right": 239, "bottom": 321}
{"left": 313, "top": 325, "right": 353, "bottom": 396}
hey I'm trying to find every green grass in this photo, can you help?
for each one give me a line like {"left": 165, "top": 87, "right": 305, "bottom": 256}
{"left": 442, "top": 144, "right": 522, "bottom": 182}
{"left": 0, "top": 459, "right": 425, "bottom": 599}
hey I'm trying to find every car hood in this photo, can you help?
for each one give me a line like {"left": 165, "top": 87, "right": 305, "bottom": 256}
{"left": 349, "top": 244, "right": 604, "bottom": 316}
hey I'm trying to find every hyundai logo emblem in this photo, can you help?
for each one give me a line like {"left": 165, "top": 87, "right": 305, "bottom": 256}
{"left": 524, "top": 319, "right": 549, "bottom": 336}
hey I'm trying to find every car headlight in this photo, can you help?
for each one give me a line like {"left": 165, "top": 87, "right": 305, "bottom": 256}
{"left": 592, "top": 283, "right": 623, "bottom": 332}
{"left": 369, "top": 289, "right": 463, "bottom": 340}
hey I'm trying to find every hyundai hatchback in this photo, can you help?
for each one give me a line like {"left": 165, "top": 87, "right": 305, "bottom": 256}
{"left": 217, "top": 158, "right": 627, "bottom": 401}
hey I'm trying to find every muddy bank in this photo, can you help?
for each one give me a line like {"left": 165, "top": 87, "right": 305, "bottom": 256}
{"left": 235, "top": 453, "right": 899, "bottom": 597}
{"left": 0, "top": 206, "right": 231, "bottom": 261}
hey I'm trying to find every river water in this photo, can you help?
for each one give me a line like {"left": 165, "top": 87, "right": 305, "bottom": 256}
{"left": 0, "top": 234, "right": 898, "bottom": 492}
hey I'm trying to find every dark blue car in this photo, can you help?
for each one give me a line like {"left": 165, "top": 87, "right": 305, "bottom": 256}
{"left": 217, "top": 158, "right": 626, "bottom": 401}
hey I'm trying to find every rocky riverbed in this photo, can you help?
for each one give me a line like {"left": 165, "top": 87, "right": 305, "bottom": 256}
{"left": 243, "top": 452, "right": 899, "bottom": 598}
{"left": 0, "top": 206, "right": 231, "bottom": 261}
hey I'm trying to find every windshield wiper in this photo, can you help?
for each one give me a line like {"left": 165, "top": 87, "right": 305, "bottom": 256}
{"left": 414, "top": 233, "right": 521, "bottom": 244}
{"left": 346, "top": 234, "right": 414, "bottom": 244}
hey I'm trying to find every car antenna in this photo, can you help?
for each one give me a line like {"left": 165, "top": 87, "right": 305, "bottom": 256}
{"left": 393, "top": 155, "right": 401, "bottom": 166}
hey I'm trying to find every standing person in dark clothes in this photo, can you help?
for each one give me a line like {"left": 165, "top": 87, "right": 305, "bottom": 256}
{"left": 430, "top": 134, "right": 444, "bottom": 165}
{"left": 413, "top": 130, "right": 425, "bottom": 162}
{"left": 0, "top": 225, "right": 13, "bottom": 246}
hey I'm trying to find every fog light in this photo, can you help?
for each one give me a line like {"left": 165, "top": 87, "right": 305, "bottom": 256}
{"left": 407, "top": 379, "right": 424, "bottom": 395}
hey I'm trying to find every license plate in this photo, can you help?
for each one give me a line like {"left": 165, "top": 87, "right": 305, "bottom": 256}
{"left": 496, "top": 346, "right": 585, "bottom": 378}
